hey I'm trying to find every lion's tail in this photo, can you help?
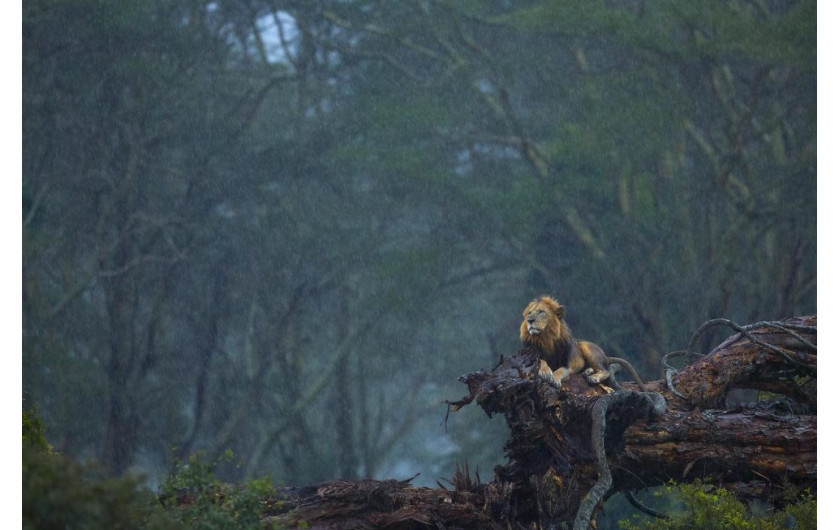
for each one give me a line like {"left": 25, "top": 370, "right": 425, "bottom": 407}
{"left": 606, "top": 357, "right": 648, "bottom": 392}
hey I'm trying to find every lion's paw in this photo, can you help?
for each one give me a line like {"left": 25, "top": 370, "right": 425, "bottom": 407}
{"left": 586, "top": 372, "right": 610, "bottom": 385}
{"left": 538, "top": 371, "right": 562, "bottom": 388}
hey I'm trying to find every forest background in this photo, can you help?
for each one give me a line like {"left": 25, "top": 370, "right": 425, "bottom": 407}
{"left": 21, "top": 0, "right": 817, "bottom": 503}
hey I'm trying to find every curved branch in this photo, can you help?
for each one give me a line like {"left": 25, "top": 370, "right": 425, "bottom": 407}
{"left": 687, "top": 317, "right": 816, "bottom": 373}
{"left": 574, "top": 390, "right": 665, "bottom": 530}
{"left": 672, "top": 315, "right": 816, "bottom": 407}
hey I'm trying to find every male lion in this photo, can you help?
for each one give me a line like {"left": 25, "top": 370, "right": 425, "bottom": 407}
{"left": 520, "top": 296, "right": 648, "bottom": 391}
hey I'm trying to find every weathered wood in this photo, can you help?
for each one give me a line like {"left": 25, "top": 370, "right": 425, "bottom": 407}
{"left": 260, "top": 473, "right": 523, "bottom": 529}
{"left": 671, "top": 315, "right": 816, "bottom": 408}
{"left": 619, "top": 405, "right": 816, "bottom": 494}
{"left": 616, "top": 315, "right": 817, "bottom": 503}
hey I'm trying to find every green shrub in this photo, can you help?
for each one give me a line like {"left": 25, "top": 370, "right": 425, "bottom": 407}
{"left": 22, "top": 446, "right": 183, "bottom": 530}
{"left": 22, "top": 446, "right": 277, "bottom": 530}
{"left": 22, "top": 404, "right": 178, "bottom": 529}
{"left": 159, "top": 450, "right": 276, "bottom": 529}
{"left": 22, "top": 406, "right": 276, "bottom": 529}
{"left": 618, "top": 480, "right": 816, "bottom": 530}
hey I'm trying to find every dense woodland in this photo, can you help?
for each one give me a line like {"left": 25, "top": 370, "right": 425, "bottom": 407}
{"left": 23, "top": 0, "right": 815, "bottom": 523}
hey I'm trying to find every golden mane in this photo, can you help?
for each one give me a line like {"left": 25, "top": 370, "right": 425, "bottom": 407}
{"left": 519, "top": 296, "right": 574, "bottom": 368}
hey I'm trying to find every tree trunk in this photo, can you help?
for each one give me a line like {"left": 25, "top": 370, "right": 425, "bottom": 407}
{"left": 252, "top": 315, "right": 815, "bottom": 529}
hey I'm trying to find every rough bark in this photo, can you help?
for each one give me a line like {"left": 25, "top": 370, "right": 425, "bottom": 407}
{"left": 255, "top": 315, "right": 816, "bottom": 529}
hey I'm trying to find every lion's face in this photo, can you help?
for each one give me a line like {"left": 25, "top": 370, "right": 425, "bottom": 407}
{"left": 519, "top": 297, "right": 567, "bottom": 350}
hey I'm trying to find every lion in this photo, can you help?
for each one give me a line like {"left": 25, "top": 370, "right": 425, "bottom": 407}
{"left": 520, "top": 296, "right": 648, "bottom": 391}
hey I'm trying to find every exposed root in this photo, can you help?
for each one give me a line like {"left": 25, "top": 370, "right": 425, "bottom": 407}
{"left": 624, "top": 490, "right": 668, "bottom": 519}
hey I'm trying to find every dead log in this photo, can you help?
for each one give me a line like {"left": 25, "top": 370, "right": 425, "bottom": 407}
{"left": 260, "top": 476, "right": 510, "bottom": 529}
{"left": 618, "top": 315, "right": 816, "bottom": 502}
{"left": 262, "top": 315, "right": 816, "bottom": 528}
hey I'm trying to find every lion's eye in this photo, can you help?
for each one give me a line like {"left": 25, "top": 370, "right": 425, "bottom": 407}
{"left": 536, "top": 310, "right": 545, "bottom": 315}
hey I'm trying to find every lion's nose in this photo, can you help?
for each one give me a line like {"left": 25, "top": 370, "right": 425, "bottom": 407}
{"left": 527, "top": 316, "right": 535, "bottom": 324}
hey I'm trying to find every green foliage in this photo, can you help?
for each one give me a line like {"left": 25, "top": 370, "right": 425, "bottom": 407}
{"left": 494, "top": 0, "right": 815, "bottom": 66}
{"left": 22, "top": 446, "right": 279, "bottom": 529}
{"left": 21, "top": 408, "right": 274, "bottom": 529}
{"left": 159, "top": 451, "right": 276, "bottom": 530}
{"left": 22, "top": 406, "right": 180, "bottom": 529}
{"left": 22, "top": 447, "right": 182, "bottom": 530}
{"left": 22, "top": 405, "right": 52, "bottom": 454}
{"left": 618, "top": 480, "right": 816, "bottom": 530}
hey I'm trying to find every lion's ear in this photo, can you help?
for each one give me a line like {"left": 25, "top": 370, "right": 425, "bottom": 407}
{"left": 554, "top": 304, "right": 566, "bottom": 319}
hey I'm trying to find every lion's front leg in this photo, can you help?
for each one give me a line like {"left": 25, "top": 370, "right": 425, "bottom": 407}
{"left": 552, "top": 367, "right": 571, "bottom": 385}
{"left": 538, "top": 360, "right": 556, "bottom": 384}
{"left": 538, "top": 360, "right": 568, "bottom": 387}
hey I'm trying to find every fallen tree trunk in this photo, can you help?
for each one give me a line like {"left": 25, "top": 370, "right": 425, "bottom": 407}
{"left": 618, "top": 315, "right": 816, "bottom": 507}
{"left": 260, "top": 315, "right": 816, "bottom": 529}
